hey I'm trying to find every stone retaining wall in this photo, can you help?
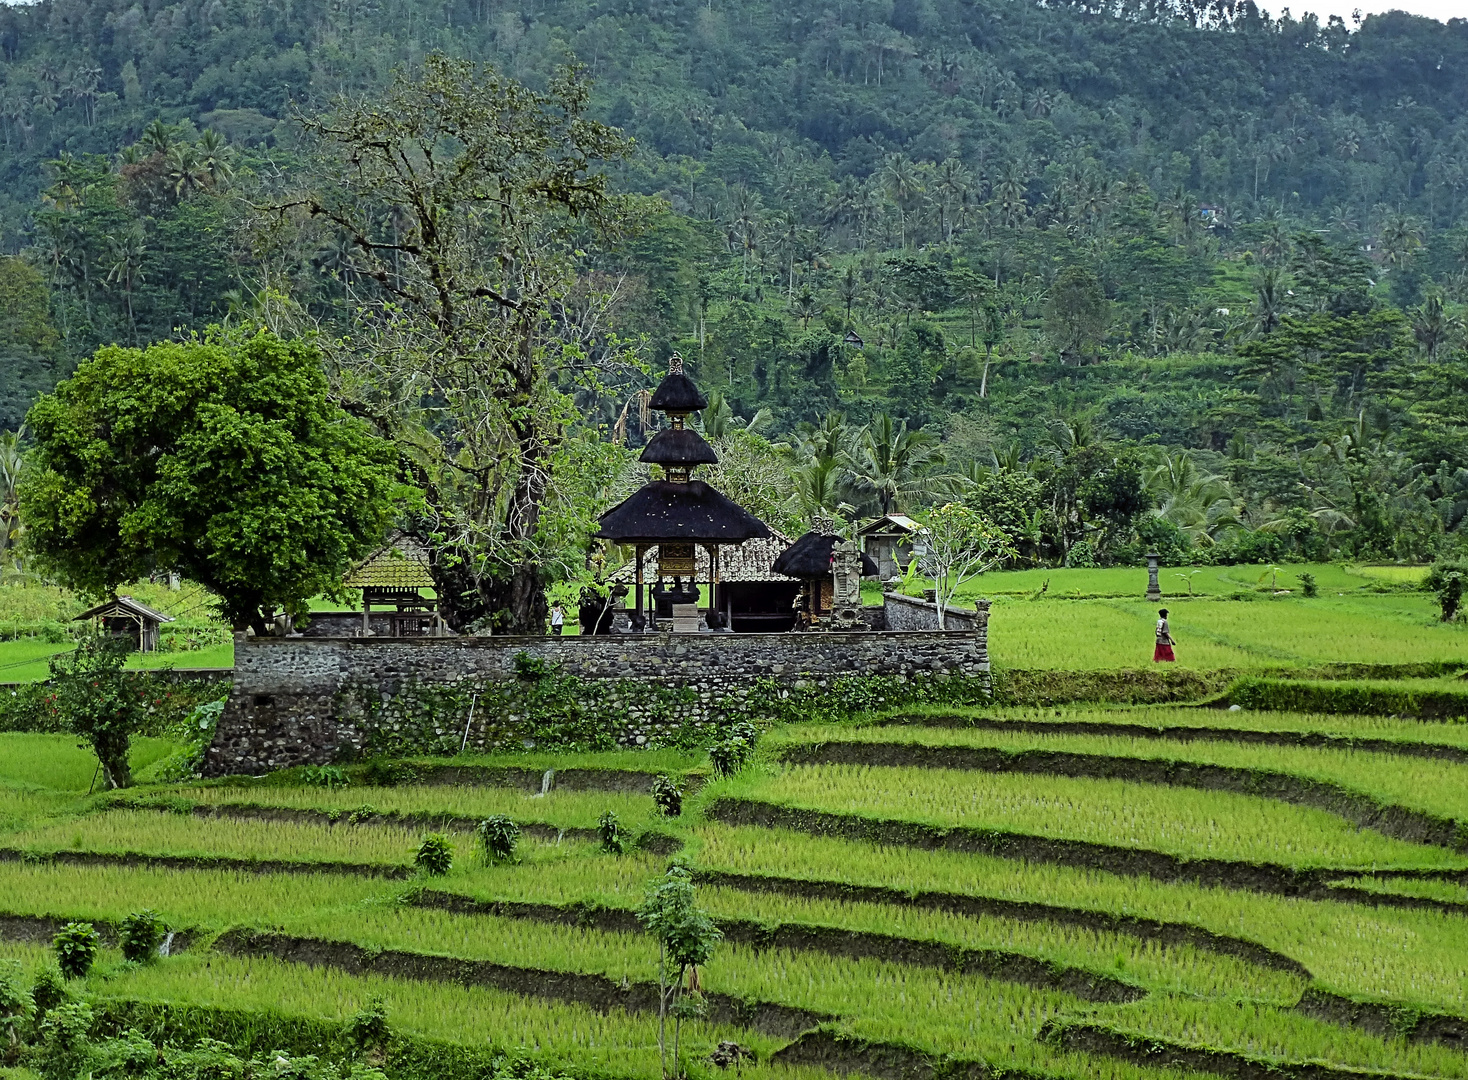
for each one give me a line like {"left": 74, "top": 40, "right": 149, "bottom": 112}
{"left": 881, "top": 592, "right": 980, "bottom": 631}
{"left": 204, "top": 615, "right": 990, "bottom": 775}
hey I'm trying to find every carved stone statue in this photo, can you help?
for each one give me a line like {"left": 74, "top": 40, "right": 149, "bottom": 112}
{"left": 829, "top": 539, "right": 866, "bottom": 630}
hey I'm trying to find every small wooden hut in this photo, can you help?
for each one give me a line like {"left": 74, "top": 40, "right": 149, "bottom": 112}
{"left": 857, "top": 514, "right": 924, "bottom": 580}
{"left": 342, "top": 534, "right": 442, "bottom": 637}
{"left": 73, "top": 595, "right": 175, "bottom": 652}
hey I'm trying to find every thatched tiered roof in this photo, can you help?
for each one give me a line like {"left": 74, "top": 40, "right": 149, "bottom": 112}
{"left": 597, "top": 481, "right": 772, "bottom": 544}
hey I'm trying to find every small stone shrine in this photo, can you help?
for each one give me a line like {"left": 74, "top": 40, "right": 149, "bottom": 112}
{"left": 596, "top": 355, "right": 772, "bottom": 631}
{"left": 772, "top": 514, "right": 878, "bottom": 628}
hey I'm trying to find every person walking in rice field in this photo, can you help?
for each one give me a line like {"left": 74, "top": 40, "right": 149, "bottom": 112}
{"left": 1154, "top": 608, "right": 1175, "bottom": 662}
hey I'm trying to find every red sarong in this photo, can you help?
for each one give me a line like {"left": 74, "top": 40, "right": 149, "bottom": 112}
{"left": 1154, "top": 644, "right": 1176, "bottom": 662}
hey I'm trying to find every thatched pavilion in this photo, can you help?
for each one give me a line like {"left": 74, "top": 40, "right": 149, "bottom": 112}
{"left": 596, "top": 355, "right": 772, "bottom": 631}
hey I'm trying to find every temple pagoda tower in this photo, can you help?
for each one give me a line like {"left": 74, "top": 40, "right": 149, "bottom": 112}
{"left": 597, "top": 355, "right": 771, "bottom": 630}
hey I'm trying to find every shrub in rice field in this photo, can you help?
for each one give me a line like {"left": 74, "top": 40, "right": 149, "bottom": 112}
{"left": 477, "top": 815, "right": 521, "bottom": 863}
{"left": 118, "top": 909, "right": 164, "bottom": 963}
{"left": 414, "top": 834, "right": 454, "bottom": 876}
{"left": 53, "top": 923, "right": 99, "bottom": 980}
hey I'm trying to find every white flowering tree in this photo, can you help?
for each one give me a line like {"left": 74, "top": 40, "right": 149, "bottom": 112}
{"left": 917, "top": 503, "right": 1014, "bottom": 627}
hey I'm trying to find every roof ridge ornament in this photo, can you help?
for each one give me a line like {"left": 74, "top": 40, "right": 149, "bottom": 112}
{"left": 668, "top": 351, "right": 684, "bottom": 375}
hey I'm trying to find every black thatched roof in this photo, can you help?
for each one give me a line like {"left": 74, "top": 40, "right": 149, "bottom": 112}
{"left": 640, "top": 427, "right": 719, "bottom": 466}
{"left": 597, "top": 480, "right": 772, "bottom": 544}
{"left": 772, "top": 531, "right": 879, "bottom": 579}
{"left": 648, "top": 372, "right": 708, "bottom": 414}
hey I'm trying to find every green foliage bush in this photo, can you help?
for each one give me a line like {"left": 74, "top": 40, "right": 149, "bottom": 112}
{"left": 346, "top": 998, "right": 389, "bottom": 1052}
{"left": 1425, "top": 560, "right": 1468, "bottom": 622}
{"left": 52, "top": 922, "right": 100, "bottom": 980}
{"left": 30, "top": 967, "right": 67, "bottom": 1019}
{"left": 302, "top": 765, "right": 349, "bottom": 789}
{"left": 475, "top": 815, "right": 520, "bottom": 863}
{"left": 118, "top": 910, "right": 165, "bottom": 964}
{"left": 0, "top": 959, "right": 32, "bottom": 1044}
{"left": 650, "top": 775, "right": 683, "bottom": 817}
{"left": 413, "top": 834, "right": 453, "bottom": 876}
{"left": 597, "top": 810, "right": 625, "bottom": 854}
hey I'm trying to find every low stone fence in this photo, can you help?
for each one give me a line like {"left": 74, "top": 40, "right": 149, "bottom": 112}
{"left": 881, "top": 592, "right": 980, "bottom": 631}
{"left": 204, "top": 615, "right": 990, "bottom": 775}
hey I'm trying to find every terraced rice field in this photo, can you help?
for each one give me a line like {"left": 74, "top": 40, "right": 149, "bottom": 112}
{"left": 4, "top": 702, "right": 1468, "bottom": 1080}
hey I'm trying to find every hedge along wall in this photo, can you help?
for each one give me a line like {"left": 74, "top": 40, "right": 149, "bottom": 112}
{"left": 203, "top": 615, "right": 992, "bottom": 775}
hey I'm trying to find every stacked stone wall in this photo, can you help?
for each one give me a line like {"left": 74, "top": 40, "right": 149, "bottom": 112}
{"left": 204, "top": 616, "right": 990, "bottom": 775}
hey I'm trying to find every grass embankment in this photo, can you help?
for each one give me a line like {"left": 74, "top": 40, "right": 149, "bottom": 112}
{"left": 777, "top": 721, "right": 1468, "bottom": 824}
{"left": 709, "top": 762, "right": 1462, "bottom": 870}
{"left": 889, "top": 704, "right": 1468, "bottom": 751}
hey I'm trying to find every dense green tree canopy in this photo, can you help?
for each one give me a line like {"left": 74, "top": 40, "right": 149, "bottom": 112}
{"left": 18, "top": 329, "right": 398, "bottom": 631}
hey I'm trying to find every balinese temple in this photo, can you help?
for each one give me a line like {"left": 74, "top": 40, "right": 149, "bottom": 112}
{"left": 596, "top": 354, "right": 772, "bottom": 631}
{"left": 772, "top": 516, "right": 879, "bottom": 628}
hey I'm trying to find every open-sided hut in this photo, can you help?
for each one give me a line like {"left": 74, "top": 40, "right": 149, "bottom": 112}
{"left": 773, "top": 524, "right": 878, "bottom": 627}
{"left": 74, "top": 595, "right": 175, "bottom": 652}
{"left": 606, "top": 531, "right": 801, "bottom": 632}
{"left": 341, "top": 534, "right": 442, "bottom": 637}
{"left": 596, "top": 354, "right": 772, "bottom": 631}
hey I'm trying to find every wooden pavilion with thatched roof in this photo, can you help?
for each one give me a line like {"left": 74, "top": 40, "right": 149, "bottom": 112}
{"left": 596, "top": 354, "right": 773, "bottom": 632}
{"left": 341, "top": 534, "right": 443, "bottom": 637}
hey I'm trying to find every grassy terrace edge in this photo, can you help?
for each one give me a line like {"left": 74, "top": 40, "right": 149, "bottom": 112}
{"left": 702, "top": 798, "right": 1461, "bottom": 900}
{"left": 774, "top": 740, "right": 1468, "bottom": 852}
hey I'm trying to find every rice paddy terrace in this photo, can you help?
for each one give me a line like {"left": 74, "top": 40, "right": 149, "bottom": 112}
{"left": 4, "top": 699, "right": 1468, "bottom": 1080}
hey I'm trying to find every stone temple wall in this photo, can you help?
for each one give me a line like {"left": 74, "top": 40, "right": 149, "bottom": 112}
{"left": 203, "top": 613, "right": 990, "bottom": 775}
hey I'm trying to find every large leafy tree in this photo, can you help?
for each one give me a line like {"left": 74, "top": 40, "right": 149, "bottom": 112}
{"left": 19, "top": 329, "right": 398, "bottom": 633}
{"left": 284, "top": 54, "right": 634, "bottom": 633}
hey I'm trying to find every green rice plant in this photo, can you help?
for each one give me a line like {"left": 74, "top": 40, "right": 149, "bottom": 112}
{"left": 252, "top": 903, "right": 1227, "bottom": 1080}
{"left": 0, "top": 861, "right": 402, "bottom": 926}
{"left": 1083, "top": 993, "right": 1468, "bottom": 1079}
{"left": 414, "top": 834, "right": 454, "bottom": 876}
{"left": 3, "top": 809, "right": 446, "bottom": 865}
{"left": 724, "top": 762, "right": 1462, "bottom": 869}
{"left": 0, "top": 734, "right": 180, "bottom": 792}
{"left": 986, "top": 591, "right": 1468, "bottom": 670}
{"left": 781, "top": 721, "right": 1468, "bottom": 824}
{"left": 688, "top": 824, "right": 1468, "bottom": 1014}
{"left": 888, "top": 704, "right": 1468, "bottom": 751}
{"left": 152, "top": 783, "right": 657, "bottom": 831}
{"left": 93, "top": 951, "right": 791, "bottom": 1080}
{"left": 117, "top": 910, "right": 164, "bottom": 963}
{"left": 1327, "top": 874, "right": 1468, "bottom": 905}
{"left": 410, "top": 747, "right": 704, "bottom": 775}
{"left": 476, "top": 815, "right": 521, "bottom": 863}
{"left": 52, "top": 923, "right": 98, "bottom": 979}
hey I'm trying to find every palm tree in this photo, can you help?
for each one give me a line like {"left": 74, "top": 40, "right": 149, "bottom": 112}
{"left": 1413, "top": 294, "right": 1462, "bottom": 360}
{"left": 1252, "top": 268, "right": 1287, "bottom": 334}
{"left": 196, "top": 129, "right": 235, "bottom": 187}
{"left": 790, "top": 287, "right": 823, "bottom": 330}
{"left": 880, "top": 154, "right": 925, "bottom": 249}
{"left": 1143, "top": 450, "right": 1239, "bottom": 545}
{"left": 843, "top": 413, "right": 949, "bottom": 515}
{"left": 1377, "top": 212, "right": 1425, "bottom": 270}
{"left": 0, "top": 427, "right": 25, "bottom": 574}
{"left": 105, "top": 229, "right": 147, "bottom": 336}
{"left": 793, "top": 456, "right": 853, "bottom": 518}
{"left": 141, "top": 118, "right": 174, "bottom": 155}
{"left": 836, "top": 265, "right": 862, "bottom": 325}
{"left": 698, "top": 390, "right": 771, "bottom": 440}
